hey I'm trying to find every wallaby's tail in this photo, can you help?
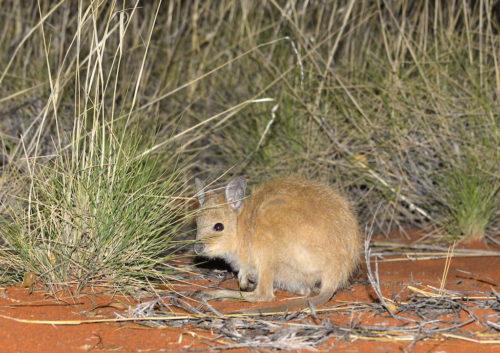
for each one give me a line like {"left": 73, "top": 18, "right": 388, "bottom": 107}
{"left": 233, "top": 279, "right": 338, "bottom": 315}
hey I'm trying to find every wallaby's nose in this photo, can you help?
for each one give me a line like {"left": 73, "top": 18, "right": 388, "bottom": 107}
{"left": 194, "top": 243, "right": 205, "bottom": 255}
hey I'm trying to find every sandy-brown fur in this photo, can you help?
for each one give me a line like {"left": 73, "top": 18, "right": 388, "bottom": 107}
{"left": 194, "top": 177, "right": 362, "bottom": 313}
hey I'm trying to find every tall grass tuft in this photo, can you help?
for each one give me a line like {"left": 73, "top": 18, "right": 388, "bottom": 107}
{"left": 0, "top": 1, "right": 194, "bottom": 292}
{"left": 439, "top": 155, "right": 499, "bottom": 241}
{"left": 1, "top": 125, "right": 190, "bottom": 292}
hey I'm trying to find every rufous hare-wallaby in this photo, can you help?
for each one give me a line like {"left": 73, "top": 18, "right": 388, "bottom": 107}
{"left": 194, "top": 176, "right": 362, "bottom": 313}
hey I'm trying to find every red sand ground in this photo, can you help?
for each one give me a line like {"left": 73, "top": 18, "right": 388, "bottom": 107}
{"left": 1, "top": 235, "right": 499, "bottom": 352}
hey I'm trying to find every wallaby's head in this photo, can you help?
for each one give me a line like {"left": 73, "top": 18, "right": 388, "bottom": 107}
{"left": 194, "top": 177, "right": 247, "bottom": 257}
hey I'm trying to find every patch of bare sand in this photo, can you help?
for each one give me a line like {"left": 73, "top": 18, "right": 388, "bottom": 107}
{"left": 0, "top": 235, "right": 499, "bottom": 352}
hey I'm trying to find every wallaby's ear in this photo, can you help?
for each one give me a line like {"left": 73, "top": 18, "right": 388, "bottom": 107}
{"left": 195, "top": 178, "right": 205, "bottom": 206}
{"left": 225, "top": 177, "right": 247, "bottom": 211}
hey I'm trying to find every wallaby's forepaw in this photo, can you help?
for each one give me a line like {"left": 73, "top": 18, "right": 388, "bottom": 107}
{"left": 239, "top": 279, "right": 257, "bottom": 292}
{"left": 238, "top": 270, "right": 257, "bottom": 292}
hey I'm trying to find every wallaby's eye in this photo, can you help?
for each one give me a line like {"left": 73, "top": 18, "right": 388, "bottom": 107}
{"left": 213, "top": 223, "right": 224, "bottom": 231}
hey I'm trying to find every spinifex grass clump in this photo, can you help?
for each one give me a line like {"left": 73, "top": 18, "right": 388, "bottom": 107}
{"left": 0, "top": 124, "right": 190, "bottom": 292}
{"left": 439, "top": 156, "right": 499, "bottom": 242}
{"left": 0, "top": 1, "right": 196, "bottom": 292}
